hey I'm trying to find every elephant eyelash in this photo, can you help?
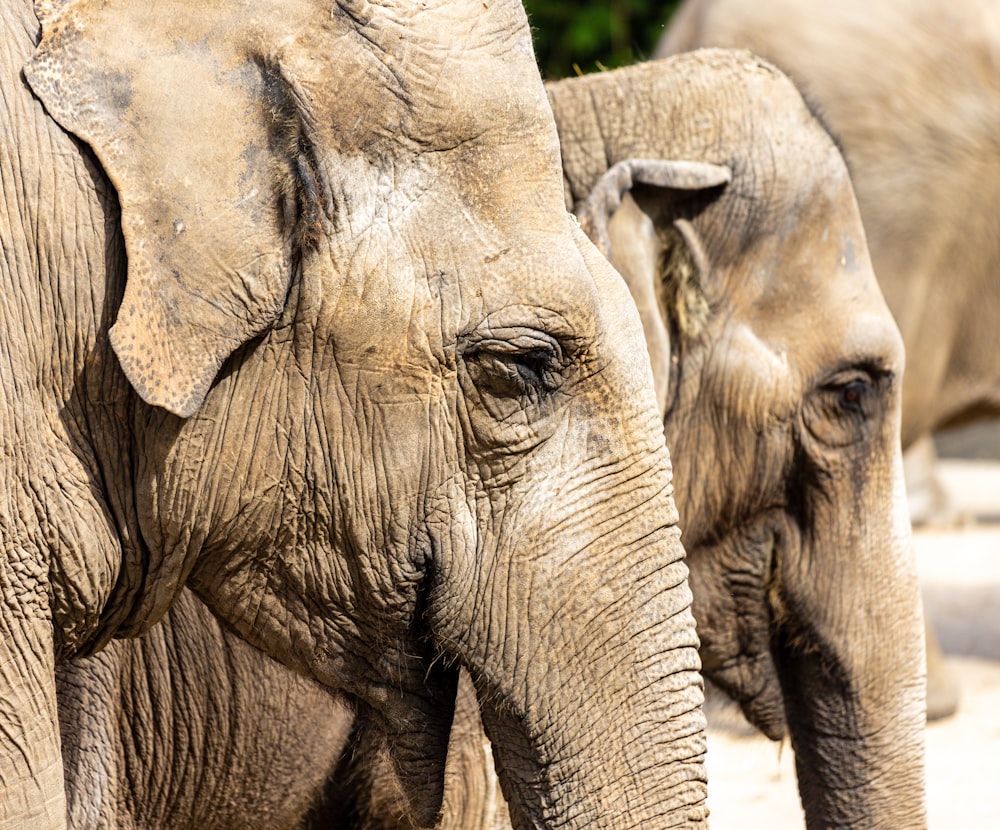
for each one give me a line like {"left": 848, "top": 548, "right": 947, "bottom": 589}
{"left": 464, "top": 346, "right": 563, "bottom": 399}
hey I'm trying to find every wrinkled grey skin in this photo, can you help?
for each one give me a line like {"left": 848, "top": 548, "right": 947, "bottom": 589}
{"left": 57, "top": 589, "right": 352, "bottom": 829}
{"left": 1, "top": 0, "right": 710, "bottom": 826}
{"left": 658, "top": 0, "right": 1000, "bottom": 724}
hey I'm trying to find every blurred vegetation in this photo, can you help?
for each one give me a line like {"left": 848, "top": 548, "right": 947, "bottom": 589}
{"left": 523, "top": 1, "right": 681, "bottom": 80}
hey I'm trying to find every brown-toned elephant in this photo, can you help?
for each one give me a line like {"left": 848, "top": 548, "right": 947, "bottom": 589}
{"left": 56, "top": 50, "right": 926, "bottom": 830}
{"left": 0, "top": 0, "right": 710, "bottom": 826}
{"left": 657, "top": 0, "right": 1000, "bottom": 724}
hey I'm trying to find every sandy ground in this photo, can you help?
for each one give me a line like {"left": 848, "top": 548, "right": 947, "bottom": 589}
{"left": 702, "top": 458, "right": 1000, "bottom": 828}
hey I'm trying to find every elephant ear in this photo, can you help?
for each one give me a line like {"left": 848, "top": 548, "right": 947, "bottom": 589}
{"left": 576, "top": 159, "right": 730, "bottom": 415}
{"left": 25, "top": 0, "right": 296, "bottom": 417}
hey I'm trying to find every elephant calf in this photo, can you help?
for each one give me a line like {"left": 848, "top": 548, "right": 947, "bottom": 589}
{"left": 57, "top": 50, "right": 926, "bottom": 830}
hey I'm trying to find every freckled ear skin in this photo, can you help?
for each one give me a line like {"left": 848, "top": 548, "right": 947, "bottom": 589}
{"left": 25, "top": 0, "right": 293, "bottom": 417}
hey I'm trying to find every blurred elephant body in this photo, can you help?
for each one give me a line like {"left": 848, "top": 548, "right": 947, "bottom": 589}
{"left": 1, "top": 0, "right": 709, "bottom": 827}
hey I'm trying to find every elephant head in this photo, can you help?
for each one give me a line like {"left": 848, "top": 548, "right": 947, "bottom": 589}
{"left": 6, "top": 0, "right": 707, "bottom": 826}
{"left": 548, "top": 51, "right": 926, "bottom": 828}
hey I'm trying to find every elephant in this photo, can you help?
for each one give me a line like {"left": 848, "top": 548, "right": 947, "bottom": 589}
{"left": 56, "top": 589, "right": 353, "bottom": 829}
{"left": 656, "top": 0, "right": 1000, "bottom": 723}
{"left": 657, "top": 0, "right": 1000, "bottom": 513}
{"left": 56, "top": 50, "right": 927, "bottom": 830}
{"left": 1, "top": 0, "right": 711, "bottom": 826}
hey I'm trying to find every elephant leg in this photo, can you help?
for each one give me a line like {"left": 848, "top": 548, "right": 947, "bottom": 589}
{"left": 904, "top": 434, "right": 962, "bottom": 527}
{"left": 924, "top": 614, "right": 959, "bottom": 721}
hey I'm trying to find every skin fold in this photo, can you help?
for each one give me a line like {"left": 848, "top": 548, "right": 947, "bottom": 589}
{"left": 657, "top": 0, "right": 1000, "bottom": 724}
{"left": 57, "top": 589, "right": 354, "bottom": 830}
{"left": 58, "top": 50, "right": 925, "bottom": 830}
{"left": 2, "top": 0, "right": 710, "bottom": 827}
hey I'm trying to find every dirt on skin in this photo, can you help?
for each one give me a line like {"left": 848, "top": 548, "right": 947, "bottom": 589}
{"left": 701, "top": 458, "right": 1000, "bottom": 829}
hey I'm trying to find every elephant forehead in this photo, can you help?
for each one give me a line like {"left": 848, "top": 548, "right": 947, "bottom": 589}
{"left": 737, "top": 157, "right": 902, "bottom": 370}
{"left": 270, "top": 0, "right": 555, "bottom": 159}
{"left": 309, "top": 193, "right": 605, "bottom": 366}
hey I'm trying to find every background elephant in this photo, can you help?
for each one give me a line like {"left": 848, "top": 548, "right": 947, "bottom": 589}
{"left": 658, "top": 0, "right": 1000, "bottom": 515}
{"left": 532, "top": 49, "right": 928, "bottom": 830}
{"left": 656, "top": 0, "right": 1000, "bottom": 723}
{"left": 1, "top": 0, "right": 710, "bottom": 826}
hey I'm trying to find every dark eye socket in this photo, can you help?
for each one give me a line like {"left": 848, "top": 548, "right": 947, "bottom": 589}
{"left": 464, "top": 335, "right": 563, "bottom": 399}
{"left": 470, "top": 350, "right": 557, "bottom": 396}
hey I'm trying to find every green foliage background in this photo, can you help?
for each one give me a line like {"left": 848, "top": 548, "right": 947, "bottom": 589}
{"left": 523, "top": 1, "right": 681, "bottom": 80}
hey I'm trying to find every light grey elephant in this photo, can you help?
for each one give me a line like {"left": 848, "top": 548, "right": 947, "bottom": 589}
{"left": 657, "top": 0, "right": 1000, "bottom": 723}
{"left": 57, "top": 50, "right": 926, "bottom": 830}
{"left": 0, "top": 0, "right": 710, "bottom": 826}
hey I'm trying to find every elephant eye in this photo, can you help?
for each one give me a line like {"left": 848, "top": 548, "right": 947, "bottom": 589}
{"left": 821, "top": 371, "right": 879, "bottom": 421}
{"left": 836, "top": 377, "right": 871, "bottom": 414}
{"left": 463, "top": 332, "right": 564, "bottom": 400}
{"left": 803, "top": 366, "right": 893, "bottom": 448}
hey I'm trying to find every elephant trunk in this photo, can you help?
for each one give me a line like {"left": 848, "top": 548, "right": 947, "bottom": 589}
{"left": 775, "top": 471, "right": 927, "bottom": 829}
{"left": 779, "top": 653, "right": 926, "bottom": 829}
{"left": 0, "top": 609, "right": 66, "bottom": 830}
{"left": 461, "top": 472, "right": 709, "bottom": 829}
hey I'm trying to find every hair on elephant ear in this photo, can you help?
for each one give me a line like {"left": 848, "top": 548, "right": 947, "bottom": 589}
{"left": 262, "top": 63, "right": 332, "bottom": 251}
{"left": 577, "top": 157, "right": 729, "bottom": 413}
{"left": 657, "top": 218, "right": 712, "bottom": 342}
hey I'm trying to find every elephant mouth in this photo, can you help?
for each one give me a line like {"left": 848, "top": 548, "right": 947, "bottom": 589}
{"left": 706, "top": 652, "right": 787, "bottom": 741}
{"left": 687, "top": 514, "right": 792, "bottom": 742}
